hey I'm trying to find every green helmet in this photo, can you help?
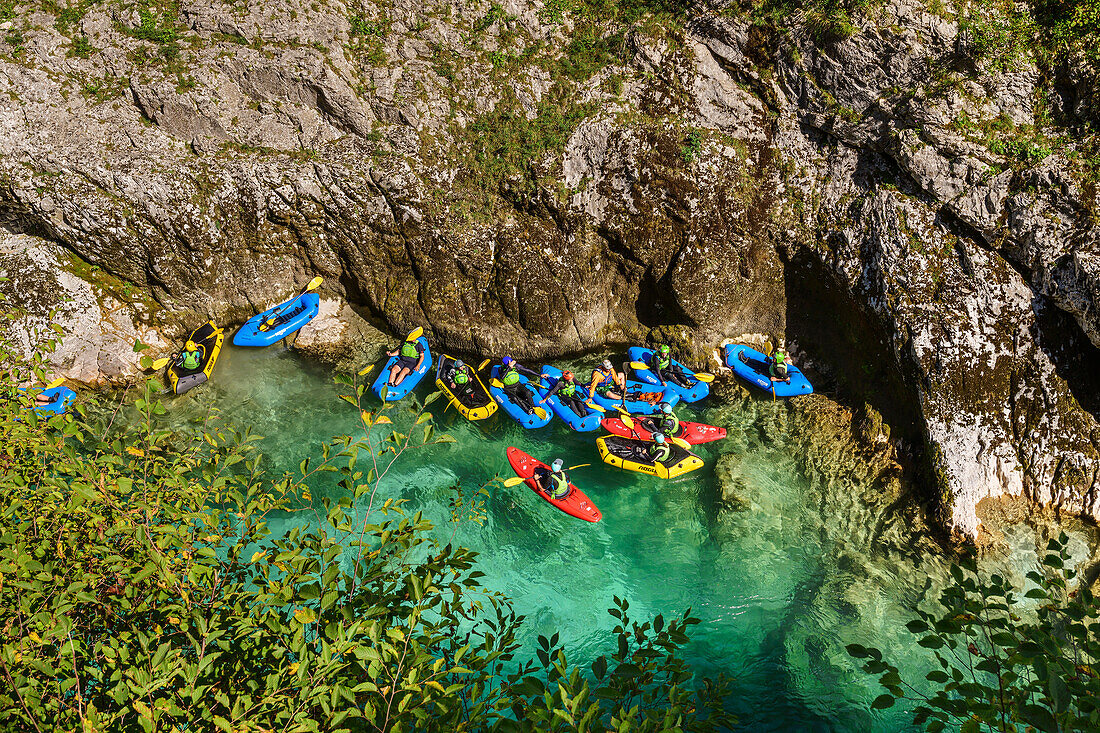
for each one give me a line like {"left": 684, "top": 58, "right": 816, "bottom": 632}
{"left": 658, "top": 344, "right": 670, "bottom": 354}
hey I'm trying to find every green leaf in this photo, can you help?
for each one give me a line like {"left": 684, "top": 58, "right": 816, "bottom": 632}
{"left": 1048, "top": 673, "right": 1069, "bottom": 714}
{"left": 870, "top": 694, "right": 895, "bottom": 710}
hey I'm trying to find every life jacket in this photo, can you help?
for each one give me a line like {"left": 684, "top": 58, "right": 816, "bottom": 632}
{"left": 502, "top": 367, "right": 521, "bottom": 386}
{"left": 558, "top": 379, "right": 576, "bottom": 397}
{"left": 593, "top": 369, "right": 614, "bottom": 394}
{"left": 651, "top": 443, "right": 671, "bottom": 463}
{"left": 655, "top": 352, "right": 671, "bottom": 370}
{"left": 548, "top": 471, "right": 570, "bottom": 497}
{"left": 453, "top": 368, "right": 469, "bottom": 385}
{"left": 661, "top": 414, "right": 680, "bottom": 434}
{"left": 182, "top": 349, "right": 202, "bottom": 370}
{"left": 400, "top": 341, "right": 420, "bottom": 359}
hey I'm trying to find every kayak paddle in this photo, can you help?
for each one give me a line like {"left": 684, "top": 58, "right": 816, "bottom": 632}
{"left": 629, "top": 361, "right": 651, "bottom": 371}
{"left": 477, "top": 358, "right": 491, "bottom": 371}
{"left": 566, "top": 463, "right": 590, "bottom": 470}
{"left": 585, "top": 400, "right": 605, "bottom": 413}
{"left": 693, "top": 372, "right": 714, "bottom": 383}
{"left": 259, "top": 276, "right": 323, "bottom": 331}
{"left": 358, "top": 364, "right": 375, "bottom": 377}
{"left": 44, "top": 377, "right": 66, "bottom": 389}
{"left": 533, "top": 406, "right": 548, "bottom": 420}
{"left": 503, "top": 476, "right": 527, "bottom": 487}
{"left": 150, "top": 355, "right": 173, "bottom": 371}
{"left": 405, "top": 326, "right": 424, "bottom": 342}
{"left": 671, "top": 437, "right": 692, "bottom": 450}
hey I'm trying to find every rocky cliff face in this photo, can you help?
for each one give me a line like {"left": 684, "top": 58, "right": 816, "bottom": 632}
{"left": 1, "top": 0, "right": 1097, "bottom": 536}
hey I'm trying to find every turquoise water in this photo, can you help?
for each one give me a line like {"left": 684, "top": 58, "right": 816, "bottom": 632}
{"left": 156, "top": 345, "right": 1073, "bottom": 731}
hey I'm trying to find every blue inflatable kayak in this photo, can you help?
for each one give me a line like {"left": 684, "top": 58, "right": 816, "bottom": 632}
{"left": 586, "top": 373, "right": 681, "bottom": 415}
{"left": 627, "top": 347, "right": 710, "bottom": 402}
{"left": 20, "top": 385, "right": 76, "bottom": 415}
{"left": 371, "top": 336, "right": 433, "bottom": 401}
{"left": 539, "top": 365, "right": 602, "bottom": 432}
{"left": 233, "top": 293, "right": 320, "bottom": 347}
{"left": 724, "top": 344, "right": 813, "bottom": 397}
{"left": 489, "top": 365, "right": 553, "bottom": 429}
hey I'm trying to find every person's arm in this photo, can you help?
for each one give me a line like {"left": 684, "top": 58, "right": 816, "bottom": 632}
{"left": 540, "top": 379, "right": 561, "bottom": 403}
{"left": 516, "top": 365, "right": 541, "bottom": 381}
{"left": 386, "top": 349, "right": 398, "bottom": 357}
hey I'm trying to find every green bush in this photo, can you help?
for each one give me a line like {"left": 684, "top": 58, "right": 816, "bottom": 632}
{"left": 848, "top": 533, "right": 1100, "bottom": 731}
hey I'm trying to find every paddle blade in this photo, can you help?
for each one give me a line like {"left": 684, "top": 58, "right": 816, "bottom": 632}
{"left": 490, "top": 379, "right": 504, "bottom": 389}
{"left": 533, "top": 407, "right": 548, "bottom": 421}
{"left": 477, "top": 358, "right": 491, "bottom": 371}
{"left": 406, "top": 326, "right": 424, "bottom": 342}
{"left": 672, "top": 437, "right": 692, "bottom": 450}
{"left": 305, "top": 275, "right": 324, "bottom": 291}
{"left": 630, "top": 361, "right": 651, "bottom": 371}
{"left": 503, "top": 476, "right": 527, "bottom": 488}
{"left": 694, "top": 372, "right": 714, "bottom": 383}
{"left": 585, "top": 401, "right": 606, "bottom": 413}
{"left": 358, "top": 364, "right": 375, "bottom": 377}
{"left": 150, "top": 358, "right": 171, "bottom": 371}
{"left": 44, "top": 377, "right": 66, "bottom": 389}
{"left": 618, "top": 412, "right": 635, "bottom": 430}
{"left": 566, "top": 464, "right": 590, "bottom": 470}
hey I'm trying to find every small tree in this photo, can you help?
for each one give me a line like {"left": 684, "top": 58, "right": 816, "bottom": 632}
{"left": 848, "top": 534, "right": 1100, "bottom": 732}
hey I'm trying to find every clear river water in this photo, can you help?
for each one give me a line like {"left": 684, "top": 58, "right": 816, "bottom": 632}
{"left": 156, "top": 343, "right": 1094, "bottom": 731}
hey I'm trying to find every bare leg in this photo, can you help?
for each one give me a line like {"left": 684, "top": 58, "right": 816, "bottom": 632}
{"left": 393, "top": 367, "right": 412, "bottom": 386}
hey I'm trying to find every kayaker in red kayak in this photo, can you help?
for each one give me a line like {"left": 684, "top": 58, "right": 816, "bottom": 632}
{"left": 535, "top": 459, "right": 572, "bottom": 500}
{"left": 641, "top": 402, "right": 680, "bottom": 437}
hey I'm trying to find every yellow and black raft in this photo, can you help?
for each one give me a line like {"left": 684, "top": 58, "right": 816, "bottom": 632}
{"left": 596, "top": 435, "right": 703, "bottom": 479}
{"left": 435, "top": 354, "right": 497, "bottom": 421}
{"left": 168, "top": 322, "right": 224, "bottom": 395}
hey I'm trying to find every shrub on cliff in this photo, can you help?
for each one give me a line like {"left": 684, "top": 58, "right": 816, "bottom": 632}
{"left": 848, "top": 534, "right": 1100, "bottom": 731}
{"left": 0, "top": 313, "right": 731, "bottom": 731}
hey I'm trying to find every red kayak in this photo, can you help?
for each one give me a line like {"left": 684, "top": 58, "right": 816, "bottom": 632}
{"left": 506, "top": 447, "right": 602, "bottom": 523}
{"left": 600, "top": 416, "right": 727, "bottom": 445}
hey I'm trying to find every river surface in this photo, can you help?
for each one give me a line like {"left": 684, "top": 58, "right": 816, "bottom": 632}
{"left": 157, "top": 344, "right": 1089, "bottom": 731}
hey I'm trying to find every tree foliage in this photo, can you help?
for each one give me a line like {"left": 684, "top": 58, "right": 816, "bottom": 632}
{"left": 848, "top": 534, "right": 1100, "bottom": 732}
{"left": 0, "top": 301, "right": 732, "bottom": 731}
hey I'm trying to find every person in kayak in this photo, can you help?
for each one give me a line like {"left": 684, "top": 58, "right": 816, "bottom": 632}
{"left": 386, "top": 334, "right": 426, "bottom": 388}
{"left": 499, "top": 356, "right": 541, "bottom": 414}
{"left": 644, "top": 433, "right": 672, "bottom": 465}
{"left": 588, "top": 359, "right": 628, "bottom": 401}
{"left": 767, "top": 348, "right": 791, "bottom": 383}
{"left": 177, "top": 340, "right": 205, "bottom": 373}
{"left": 538, "top": 459, "right": 572, "bottom": 500}
{"left": 642, "top": 402, "right": 680, "bottom": 437}
{"left": 444, "top": 359, "right": 476, "bottom": 401}
{"left": 539, "top": 369, "right": 587, "bottom": 417}
{"left": 14, "top": 378, "right": 59, "bottom": 406}
{"left": 645, "top": 344, "right": 694, "bottom": 389}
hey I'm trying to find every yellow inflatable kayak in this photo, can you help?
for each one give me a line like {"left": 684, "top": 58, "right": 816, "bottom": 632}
{"left": 435, "top": 354, "right": 497, "bottom": 421}
{"left": 168, "top": 322, "right": 223, "bottom": 395}
{"left": 596, "top": 435, "right": 703, "bottom": 479}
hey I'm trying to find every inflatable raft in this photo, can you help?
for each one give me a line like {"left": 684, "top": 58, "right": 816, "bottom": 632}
{"left": 600, "top": 415, "right": 726, "bottom": 445}
{"left": 20, "top": 385, "right": 76, "bottom": 415}
{"left": 507, "top": 447, "right": 601, "bottom": 522}
{"left": 723, "top": 344, "right": 813, "bottom": 398}
{"left": 539, "top": 365, "right": 602, "bottom": 432}
{"left": 234, "top": 292, "right": 320, "bottom": 347}
{"left": 627, "top": 347, "right": 710, "bottom": 402}
{"left": 489, "top": 365, "right": 552, "bottom": 429}
{"left": 586, "top": 372, "right": 681, "bottom": 415}
{"left": 372, "top": 336, "right": 433, "bottom": 402}
{"left": 435, "top": 354, "right": 496, "bottom": 421}
{"left": 596, "top": 435, "right": 704, "bottom": 479}
{"left": 168, "top": 322, "right": 224, "bottom": 395}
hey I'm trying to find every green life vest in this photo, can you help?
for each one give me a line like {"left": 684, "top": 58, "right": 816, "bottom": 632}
{"left": 548, "top": 471, "right": 570, "bottom": 498}
{"left": 559, "top": 380, "right": 576, "bottom": 398}
{"left": 651, "top": 443, "right": 671, "bottom": 463}
{"left": 502, "top": 367, "right": 521, "bottom": 386}
{"left": 400, "top": 341, "right": 419, "bottom": 359}
{"left": 454, "top": 369, "right": 469, "bottom": 385}
{"left": 661, "top": 414, "right": 680, "bottom": 434}
{"left": 182, "top": 349, "right": 202, "bottom": 370}
{"left": 655, "top": 352, "right": 671, "bottom": 370}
